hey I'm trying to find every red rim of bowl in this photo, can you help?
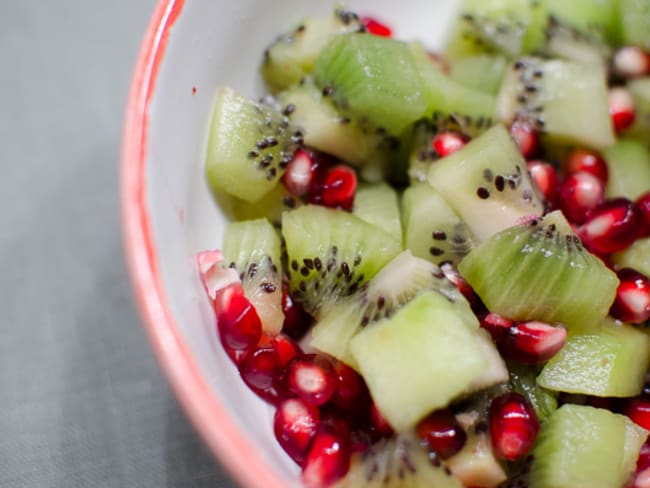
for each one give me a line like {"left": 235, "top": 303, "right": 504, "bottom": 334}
{"left": 120, "top": 1, "right": 289, "bottom": 487}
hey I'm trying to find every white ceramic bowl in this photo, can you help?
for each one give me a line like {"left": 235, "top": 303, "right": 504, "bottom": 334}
{"left": 121, "top": 1, "right": 460, "bottom": 486}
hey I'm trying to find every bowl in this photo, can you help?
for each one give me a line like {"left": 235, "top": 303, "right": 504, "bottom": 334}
{"left": 120, "top": 0, "right": 460, "bottom": 486}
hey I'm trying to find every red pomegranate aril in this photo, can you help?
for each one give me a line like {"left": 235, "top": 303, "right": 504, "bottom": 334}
{"left": 609, "top": 86, "right": 637, "bottom": 133}
{"left": 489, "top": 392, "right": 539, "bottom": 462}
{"left": 301, "top": 424, "right": 351, "bottom": 488}
{"left": 624, "top": 398, "right": 650, "bottom": 430}
{"left": 287, "top": 354, "right": 337, "bottom": 406}
{"left": 197, "top": 250, "right": 240, "bottom": 300}
{"left": 214, "top": 283, "right": 262, "bottom": 351}
{"left": 274, "top": 398, "right": 321, "bottom": 465}
{"left": 441, "top": 263, "right": 481, "bottom": 311}
{"left": 637, "top": 191, "right": 650, "bottom": 237}
{"left": 330, "top": 361, "right": 370, "bottom": 412}
{"left": 370, "top": 402, "right": 394, "bottom": 438}
{"left": 638, "top": 440, "right": 650, "bottom": 473}
{"left": 271, "top": 333, "right": 303, "bottom": 367}
{"left": 564, "top": 148, "right": 609, "bottom": 184}
{"left": 527, "top": 160, "right": 558, "bottom": 202}
{"left": 432, "top": 131, "right": 467, "bottom": 157}
{"left": 610, "top": 268, "right": 650, "bottom": 324}
{"left": 360, "top": 16, "right": 392, "bottom": 37}
{"left": 416, "top": 408, "right": 467, "bottom": 459}
{"left": 480, "top": 312, "right": 514, "bottom": 344}
{"left": 239, "top": 346, "right": 286, "bottom": 403}
{"left": 282, "top": 149, "right": 316, "bottom": 196}
{"left": 613, "top": 46, "right": 650, "bottom": 79}
{"left": 578, "top": 198, "right": 642, "bottom": 254}
{"left": 311, "top": 165, "right": 357, "bottom": 211}
{"left": 281, "top": 285, "right": 312, "bottom": 339}
{"left": 631, "top": 440, "right": 650, "bottom": 488}
{"left": 510, "top": 119, "right": 539, "bottom": 158}
{"left": 501, "top": 321, "right": 567, "bottom": 365}
{"left": 558, "top": 171, "right": 605, "bottom": 224}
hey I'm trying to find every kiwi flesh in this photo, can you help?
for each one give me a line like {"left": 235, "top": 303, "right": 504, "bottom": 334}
{"left": 205, "top": 87, "right": 300, "bottom": 203}
{"left": 281, "top": 205, "right": 401, "bottom": 315}
{"left": 449, "top": 54, "right": 509, "bottom": 95}
{"left": 222, "top": 218, "right": 284, "bottom": 334}
{"left": 626, "top": 77, "right": 650, "bottom": 140}
{"left": 428, "top": 124, "right": 544, "bottom": 242}
{"left": 617, "top": 0, "right": 650, "bottom": 52}
{"left": 537, "top": 319, "right": 650, "bottom": 397}
{"left": 508, "top": 362, "right": 557, "bottom": 423}
{"left": 458, "top": 211, "right": 619, "bottom": 329}
{"left": 446, "top": 430, "right": 507, "bottom": 488}
{"left": 352, "top": 183, "right": 402, "bottom": 243}
{"left": 612, "top": 237, "right": 650, "bottom": 278}
{"left": 603, "top": 138, "right": 650, "bottom": 201}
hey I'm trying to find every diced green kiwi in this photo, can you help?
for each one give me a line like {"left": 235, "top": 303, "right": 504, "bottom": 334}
{"left": 212, "top": 184, "right": 299, "bottom": 228}
{"left": 313, "top": 33, "right": 427, "bottom": 135}
{"left": 617, "top": 0, "right": 650, "bottom": 51}
{"left": 603, "top": 138, "right": 650, "bottom": 201}
{"left": 205, "top": 87, "right": 299, "bottom": 203}
{"left": 222, "top": 219, "right": 284, "bottom": 334}
{"left": 261, "top": 8, "right": 364, "bottom": 92}
{"left": 401, "top": 184, "right": 477, "bottom": 267}
{"left": 309, "top": 250, "right": 476, "bottom": 367}
{"left": 528, "top": 404, "right": 636, "bottom": 488}
{"left": 541, "top": 16, "right": 611, "bottom": 66}
{"left": 352, "top": 183, "right": 402, "bottom": 243}
{"left": 446, "top": 431, "right": 507, "bottom": 488}
{"left": 612, "top": 237, "right": 650, "bottom": 277}
{"left": 496, "top": 57, "right": 615, "bottom": 150}
{"left": 458, "top": 211, "right": 619, "bottom": 329}
{"left": 281, "top": 205, "right": 401, "bottom": 315}
{"left": 626, "top": 77, "right": 650, "bottom": 139}
{"left": 537, "top": 319, "right": 650, "bottom": 397}
{"left": 508, "top": 363, "right": 557, "bottom": 423}
{"left": 428, "top": 124, "right": 544, "bottom": 242}
{"left": 449, "top": 54, "right": 509, "bottom": 95}
{"left": 333, "top": 433, "right": 463, "bottom": 488}
{"left": 349, "top": 291, "right": 491, "bottom": 431}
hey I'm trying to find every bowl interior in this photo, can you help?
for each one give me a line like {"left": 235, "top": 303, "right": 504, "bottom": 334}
{"left": 139, "top": 0, "right": 460, "bottom": 484}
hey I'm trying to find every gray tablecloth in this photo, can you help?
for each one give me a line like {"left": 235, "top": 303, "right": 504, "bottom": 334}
{"left": 0, "top": 2, "right": 236, "bottom": 486}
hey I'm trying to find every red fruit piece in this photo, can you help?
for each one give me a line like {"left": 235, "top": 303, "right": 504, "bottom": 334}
{"left": 432, "top": 131, "right": 467, "bottom": 157}
{"left": 564, "top": 148, "right": 609, "bottom": 184}
{"left": 441, "top": 263, "right": 482, "bottom": 311}
{"left": 558, "top": 171, "right": 604, "bottom": 224}
{"left": 271, "top": 333, "right": 302, "bottom": 367}
{"left": 282, "top": 149, "right": 316, "bottom": 197}
{"left": 214, "top": 283, "right": 262, "bottom": 351}
{"left": 489, "top": 392, "right": 539, "bottom": 462}
{"left": 480, "top": 312, "right": 514, "bottom": 344}
{"left": 330, "top": 361, "right": 370, "bottom": 413}
{"left": 416, "top": 408, "right": 467, "bottom": 459}
{"left": 510, "top": 119, "right": 539, "bottom": 158}
{"left": 578, "top": 198, "right": 642, "bottom": 254}
{"left": 287, "top": 354, "right": 337, "bottom": 406}
{"left": 281, "top": 285, "right": 312, "bottom": 339}
{"left": 636, "top": 191, "right": 650, "bottom": 237}
{"left": 309, "top": 164, "right": 357, "bottom": 210}
{"left": 624, "top": 398, "right": 650, "bottom": 430}
{"left": 197, "top": 249, "right": 240, "bottom": 300}
{"left": 360, "top": 16, "right": 392, "bottom": 37}
{"left": 527, "top": 160, "right": 558, "bottom": 202}
{"left": 274, "top": 398, "right": 321, "bottom": 465}
{"left": 301, "top": 424, "right": 351, "bottom": 488}
{"left": 610, "top": 268, "right": 650, "bottom": 324}
{"left": 613, "top": 46, "right": 650, "bottom": 79}
{"left": 501, "top": 321, "right": 567, "bottom": 365}
{"left": 239, "top": 346, "right": 286, "bottom": 404}
{"left": 609, "top": 86, "right": 637, "bottom": 134}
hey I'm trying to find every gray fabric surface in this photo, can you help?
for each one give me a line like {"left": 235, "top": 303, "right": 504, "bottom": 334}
{"left": 0, "top": 2, "right": 236, "bottom": 487}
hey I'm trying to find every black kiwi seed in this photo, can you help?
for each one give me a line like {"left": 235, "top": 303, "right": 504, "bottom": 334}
{"left": 300, "top": 266, "right": 309, "bottom": 277}
{"left": 266, "top": 136, "right": 278, "bottom": 147}
{"left": 429, "top": 247, "right": 445, "bottom": 257}
{"left": 322, "top": 85, "right": 334, "bottom": 97}
{"left": 248, "top": 263, "right": 258, "bottom": 278}
{"left": 303, "top": 258, "right": 314, "bottom": 269}
{"left": 256, "top": 139, "right": 269, "bottom": 149}
{"left": 483, "top": 168, "right": 494, "bottom": 182}
{"left": 354, "top": 255, "right": 361, "bottom": 266}
{"left": 282, "top": 104, "right": 296, "bottom": 116}
{"left": 341, "top": 262, "right": 350, "bottom": 276}
{"left": 495, "top": 175, "right": 505, "bottom": 192}
{"left": 291, "top": 260, "right": 299, "bottom": 271}
{"left": 377, "top": 296, "right": 386, "bottom": 309}
{"left": 299, "top": 281, "right": 307, "bottom": 292}
{"left": 477, "top": 187, "right": 490, "bottom": 199}
{"left": 314, "top": 258, "right": 322, "bottom": 271}
{"left": 247, "top": 150, "right": 259, "bottom": 159}
{"left": 433, "top": 231, "right": 447, "bottom": 240}
{"left": 282, "top": 196, "right": 297, "bottom": 208}
{"left": 327, "top": 258, "right": 336, "bottom": 272}
{"left": 266, "top": 168, "right": 277, "bottom": 180}
{"left": 331, "top": 245, "right": 338, "bottom": 256}
{"left": 261, "top": 282, "right": 277, "bottom": 293}
{"left": 295, "top": 24, "right": 306, "bottom": 33}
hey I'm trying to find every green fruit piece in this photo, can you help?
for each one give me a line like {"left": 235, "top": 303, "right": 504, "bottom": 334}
{"left": 446, "top": 432, "right": 507, "bottom": 488}
{"left": 612, "top": 237, "right": 650, "bottom": 277}
{"left": 212, "top": 184, "right": 298, "bottom": 228}
{"left": 626, "top": 77, "right": 650, "bottom": 139}
{"left": 352, "top": 183, "right": 402, "bottom": 243}
{"left": 458, "top": 211, "right": 619, "bottom": 329}
{"left": 428, "top": 124, "right": 544, "bottom": 242}
{"left": 282, "top": 205, "right": 401, "bottom": 315}
{"left": 205, "top": 87, "right": 299, "bottom": 203}
{"left": 508, "top": 363, "right": 557, "bottom": 423}
{"left": 449, "top": 54, "right": 509, "bottom": 95}
{"left": 350, "top": 291, "right": 490, "bottom": 431}
{"left": 537, "top": 320, "right": 650, "bottom": 397}
{"left": 604, "top": 138, "right": 650, "bottom": 201}
{"left": 313, "top": 33, "right": 427, "bottom": 135}
{"left": 618, "top": 0, "right": 650, "bottom": 51}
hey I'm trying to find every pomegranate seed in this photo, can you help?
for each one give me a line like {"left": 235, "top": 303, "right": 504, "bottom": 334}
{"left": 274, "top": 398, "right": 321, "bottom": 465}
{"left": 558, "top": 171, "right": 604, "bottom": 224}
{"left": 500, "top": 321, "right": 567, "bottom": 365}
{"left": 282, "top": 149, "right": 316, "bottom": 196}
{"left": 308, "top": 164, "right": 357, "bottom": 210}
{"left": 239, "top": 345, "right": 287, "bottom": 404}
{"left": 633, "top": 466, "right": 650, "bottom": 488}
{"left": 223, "top": 345, "right": 250, "bottom": 366}
{"left": 609, "top": 86, "right": 636, "bottom": 133}
{"left": 578, "top": 198, "right": 642, "bottom": 254}
{"left": 416, "top": 408, "right": 467, "bottom": 459}
{"left": 432, "top": 131, "right": 467, "bottom": 157}
{"left": 613, "top": 46, "right": 650, "bottom": 79}
{"left": 564, "top": 148, "right": 609, "bottom": 184}
{"left": 301, "top": 424, "right": 350, "bottom": 488}
{"left": 527, "top": 160, "right": 558, "bottom": 202}
{"left": 271, "top": 333, "right": 303, "bottom": 367}
{"left": 510, "top": 119, "right": 539, "bottom": 158}
{"left": 489, "top": 392, "right": 539, "bottom": 462}
{"left": 441, "top": 263, "right": 482, "bottom": 311}
{"left": 480, "top": 312, "right": 514, "bottom": 344}
{"left": 214, "top": 283, "right": 262, "bottom": 351}
{"left": 281, "top": 285, "right": 312, "bottom": 339}
{"left": 610, "top": 268, "right": 650, "bottom": 323}
{"left": 286, "top": 354, "right": 337, "bottom": 406}
{"left": 636, "top": 192, "right": 650, "bottom": 237}
{"left": 624, "top": 398, "right": 650, "bottom": 430}
{"left": 330, "top": 361, "right": 370, "bottom": 412}
{"left": 360, "top": 16, "right": 392, "bottom": 37}
{"left": 197, "top": 250, "right": 240, "bottom": 300}
{"left": 370, "top": 402, "right": 394, "bottom": 438}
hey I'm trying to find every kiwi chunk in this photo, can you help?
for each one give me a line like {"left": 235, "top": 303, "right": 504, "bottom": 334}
{"left": 428, "top": 124, "right": 543, "bottom": 242}
{"left": 446, "top": 431, "right": 507, "bottom": 488}
{"left": 212, "top": 184, "right": 298, "bottom": 228}
{"left": 508, "top": 363, "right": 557, "bottom": 423}
{"left": 618, "top": 0, "right": 650, "bottom": 51}
{"left": 313, "top": 33, "right": 427, "bottom": 135}
{"left": 333, "top": 433, "right": 463, "bottom": 488}
{"left": 529, "top": 404, "right": 642, "bottom": 488}
{"left": 402, "top": 184, "right": 477, "bottom": 267}
{"left": 222, "top": 218, "right": 284, "bottom": 334}
{"left": 349, "top": 291, "right": 490, "bottom": 431}
{"left": 537, "top": 320, "right": 650, "bottom": 397}
{"left": 449, "top": 54, "right": 508, "bottom": 95}
{"left": 612, "top": 237, "right": 650, "bottom": 277}
{"left": 205, "top": 87, "right": 299, "bottom": 203}
{"left": 458, "top": 211, "right": 619, "bottom": 329}
{"left": 627, "top": 77, "right": 650, "bottom": 138}
{"left": 496, "top": 57, "right": 615, "bottom": 150}
{"left": 261, "top": 8, "right": 364, "bottom": 92}
{"left": 282, "top": 205, "right": 401, "bottom": 315}
{"left": 604, "top": 138, "right": 650, "bottom": 201}
{"left": 352, "top": 183, "right": 402, "bottom": 243}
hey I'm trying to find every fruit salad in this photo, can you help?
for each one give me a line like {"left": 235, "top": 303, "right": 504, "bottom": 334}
{"left": 198, "top": 2, "right": 650, "bottom": 487}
